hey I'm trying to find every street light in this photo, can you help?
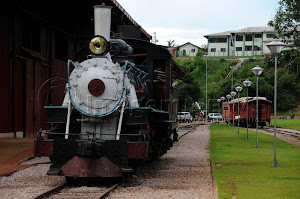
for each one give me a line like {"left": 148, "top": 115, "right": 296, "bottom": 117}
{"left": 226, "top": 94, "right": 231, "bottom": 128}
{"left": 204, "top": 54, "right": 208, "bottom": 121}
{"left": 220, "top": 96, "right": 226, "bottom": 124}
{"left": 235, "top": 86, "right": 243, "bottom": 134}
{"left": 230, "top": 66, "right": 234, "bottom": 92}
{"left": 243, "top": 80, "right": 252, "bottom": 140}
{"left": 230, "top": 91, "right": 237, "bottom": 132}
{"left": 217, "top": 99, "right": 221, "bottom": 123}
{"left": 217, "top": 98, "right": 221, "bottom": 111}
{"left": 267, "top": 39, "right": 287, "bottom": 167}
{"left": 252, "top": 65, "right": 264, "bottom": 148}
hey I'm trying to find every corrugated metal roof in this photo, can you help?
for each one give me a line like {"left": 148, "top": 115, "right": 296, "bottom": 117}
{"left": 177, "top": 42, "right": 201, "bottom": 49}
{"left": 205, "top": 26, "right": 300, "bottom": 38}
{"left": 233, "top": 26, "right": 275, "bottom": 33}
{"left": 224, "top": 97, "right": 272, "bottom": 105}
{"left": 204, "top": 30, "right": 232, "bottom": 37}
{"left": 111, "top": 0, "right": 151, "bottom": 39}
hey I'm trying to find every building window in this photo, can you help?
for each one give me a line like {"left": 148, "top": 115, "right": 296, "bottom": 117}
{"left": 230, "top": 37, "right": 234, "bottom": 46}
{"left": 55, "top": 31, "right": 69, "bottom": 61}
{"left": 221, "top": 48, "right": 226, "bottom": 52}
{"left": 245, "top": 46, "right": 252, "bottom": 51}
{"left": 255, "top": 34, "right": 262, "bottom": 38}
{"left": 22, "top": 15, "right": 41, "bottom": 52}
{"left": 236, "top": 35, "right": 243, "bottom": 41}
{"left": 191, "top": 49, "right": 195, "bottom": 52}
{"left": 254, "top": 46, "right": 261, "bottom": 51}
{"left": 211, "top": 48, "right": 216, "bottom": 52}
{"left": 236, "top": 47, "right": 242, "bottom": 51}
{"left": 267, "top": 33, "right": 274, "bottom": 38}
{"left": 245, "top": 34, "right": 253, "bottom": 41}
{"left": 208, "top": 38, "right": 227, "bottom": 43}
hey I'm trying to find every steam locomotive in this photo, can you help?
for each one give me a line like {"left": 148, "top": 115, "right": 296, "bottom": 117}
{"left": 34, "top": 5, "right": 184, "bottom": 180}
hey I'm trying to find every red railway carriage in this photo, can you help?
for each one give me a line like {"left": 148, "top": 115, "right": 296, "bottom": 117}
{"left": 222, "top": 97, "right": 272, "bottom": 128}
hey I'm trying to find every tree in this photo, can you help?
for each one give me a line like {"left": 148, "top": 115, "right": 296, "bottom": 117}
{"left": 167, "top": 39, "right": 175, "bottom": 47}
{"left": 268, "top": 0, "right": 300, "bottom": 52}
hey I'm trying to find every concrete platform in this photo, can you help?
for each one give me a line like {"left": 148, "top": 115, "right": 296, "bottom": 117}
{"left": 0, "top": 138, "right": 35, "bottom": 176}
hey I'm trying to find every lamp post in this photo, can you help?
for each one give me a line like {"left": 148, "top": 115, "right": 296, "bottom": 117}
{"left": 217, "top": 98, "right": 221, "bottom": 112}
{"left": 230, "top": 91, "right": 237, "bottom": 132}
{"left": 221, "top": 96, "right": 225, "bottom": 124}
{"left": 230, "top": 66, "right": 234, "bottom": 91}
{"left": 251, "top": 65, "right": 264, "bottom": 148}
{"left": 243, "top": 80, "right": 252, "bottom": 140}
{"left": 226, "top": 94, "right": 231, "bottom": 128}
{"left": 217, "top": 99, "right": 221, "bottom": 123}
{"left": 267, "top": 39, "right": 286, "bottom": 167}
{"left": 204, "top": 54, "right": 208, "bottom": 121}
{"left": 235, "top": 86, "right": 243, "bottom": 134}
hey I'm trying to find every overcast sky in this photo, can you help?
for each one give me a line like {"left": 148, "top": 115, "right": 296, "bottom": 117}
{"left": 117, "top": 0, "right": 279, "bottom": 47}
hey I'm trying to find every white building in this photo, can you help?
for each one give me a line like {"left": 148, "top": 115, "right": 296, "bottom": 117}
{"left": 204, "top": 26, "right": 295, "bottom": 57}
{"left": 177, "top": 42, "right": 201, "bottom": 57}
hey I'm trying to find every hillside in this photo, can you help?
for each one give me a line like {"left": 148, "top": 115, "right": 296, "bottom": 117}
{"left": 175, "top": 51, "right": 300, "bottom": 116}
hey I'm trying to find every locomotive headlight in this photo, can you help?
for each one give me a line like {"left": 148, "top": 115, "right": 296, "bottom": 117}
{"left": 89, "top": 36, "right": 109, "bottom": 55}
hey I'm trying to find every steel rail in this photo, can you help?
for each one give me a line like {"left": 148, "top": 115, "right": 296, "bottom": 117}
{"left": 177, "top": 124, "right": 199, "bottom": 139}
{"left": 97, "top": 183, "right": 119, "bottom": 199}
{"left": 263, "top": 127, "right": 300, "bottom": 139}
{"left": 33, "top": 183, "right": 66, "bottom": 199}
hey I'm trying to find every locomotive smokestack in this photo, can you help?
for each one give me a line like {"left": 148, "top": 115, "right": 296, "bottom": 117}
{"left": 94, "top": 4, "right": 112, "bottom": 41}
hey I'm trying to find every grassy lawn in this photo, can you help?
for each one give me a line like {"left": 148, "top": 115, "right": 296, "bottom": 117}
{"left": 210, "top": 124, "right": 300, "bottom": 199}
{"left": 267, "top": 119, "right": 300, "bottom": 131}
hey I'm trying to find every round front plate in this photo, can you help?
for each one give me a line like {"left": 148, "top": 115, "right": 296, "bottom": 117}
{"left": 88, "top": 79, "right": 105, "bottom": 96}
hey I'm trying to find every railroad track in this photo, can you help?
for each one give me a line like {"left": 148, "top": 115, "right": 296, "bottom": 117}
{"left": 262, "top": 126, "right": 300, "bottom": 139}
{"left": 33, "top": 182, "right": 119, "bottom": 199}
{"left": 177, "top": 123, "right": 199, "bottom": 139}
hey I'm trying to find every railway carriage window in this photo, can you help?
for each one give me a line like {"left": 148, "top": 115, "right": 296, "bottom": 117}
{"left": 221, "top": 48, "right": 226, "bottom": 52}
{"left": 245, "top": 34, "right": 253, "bottom": 41}
{"left": 236, "top": 35, "right": 243, "bottom": 41}
{"left": 245, "top": 46, "right": 252, "bottom": 51}
{"left": 236, "top": 47, "right": 242, "bottom": 51}
{"left": 211, "top": 48, "right": 216, "bottom": 52}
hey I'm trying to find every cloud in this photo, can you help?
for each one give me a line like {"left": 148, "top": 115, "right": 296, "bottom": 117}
{"left": 117, "top": 0, "right": 279, "bottom": 46}
{"left": 144, "top": 27, "right": 213, "bottom": 46}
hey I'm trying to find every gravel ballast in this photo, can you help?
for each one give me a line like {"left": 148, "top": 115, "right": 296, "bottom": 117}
{"left": 0, "top": 163, "right": 64, "bottom": 199}
{"left": 0, "top": 124, "right": 214, "bottom": 199}
{"left": 109, "top": 124, "right": 214, "bottom": 199}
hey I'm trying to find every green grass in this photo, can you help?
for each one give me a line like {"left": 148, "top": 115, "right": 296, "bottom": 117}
{"left": 267, "top": 119, "right": 300, "bottom": 131}
{"left": 271, "top": 112, "right": 300, "bottom": 116}
{"left": 210, "top": 124, "right": 300, "bottom": 199}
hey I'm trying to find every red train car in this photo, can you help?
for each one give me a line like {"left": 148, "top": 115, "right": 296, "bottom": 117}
{"left": 222, "top": 97, "right": 272, "bottom": 128}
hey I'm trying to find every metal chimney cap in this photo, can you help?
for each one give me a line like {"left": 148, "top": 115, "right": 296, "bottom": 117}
{"left": 94, "top": 4, "right": 113, "bottom": 9}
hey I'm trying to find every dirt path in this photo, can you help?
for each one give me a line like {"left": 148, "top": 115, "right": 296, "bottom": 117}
{"left": 109, "top": 125, "right": 214, "bottom": 199}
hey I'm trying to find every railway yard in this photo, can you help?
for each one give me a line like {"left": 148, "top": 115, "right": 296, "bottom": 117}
{"left": 0, "top": 123, "right": 215, "bottom": 199}
{"left": 0, "top": 1, "right": 299, "bottom": 198}
{"left": 1, "top": 122, "right": 299, "bottom": 198}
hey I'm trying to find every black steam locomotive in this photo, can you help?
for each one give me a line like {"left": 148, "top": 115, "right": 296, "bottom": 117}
{"left": 34, "top": 5, "right": 184, "bottom": 180}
